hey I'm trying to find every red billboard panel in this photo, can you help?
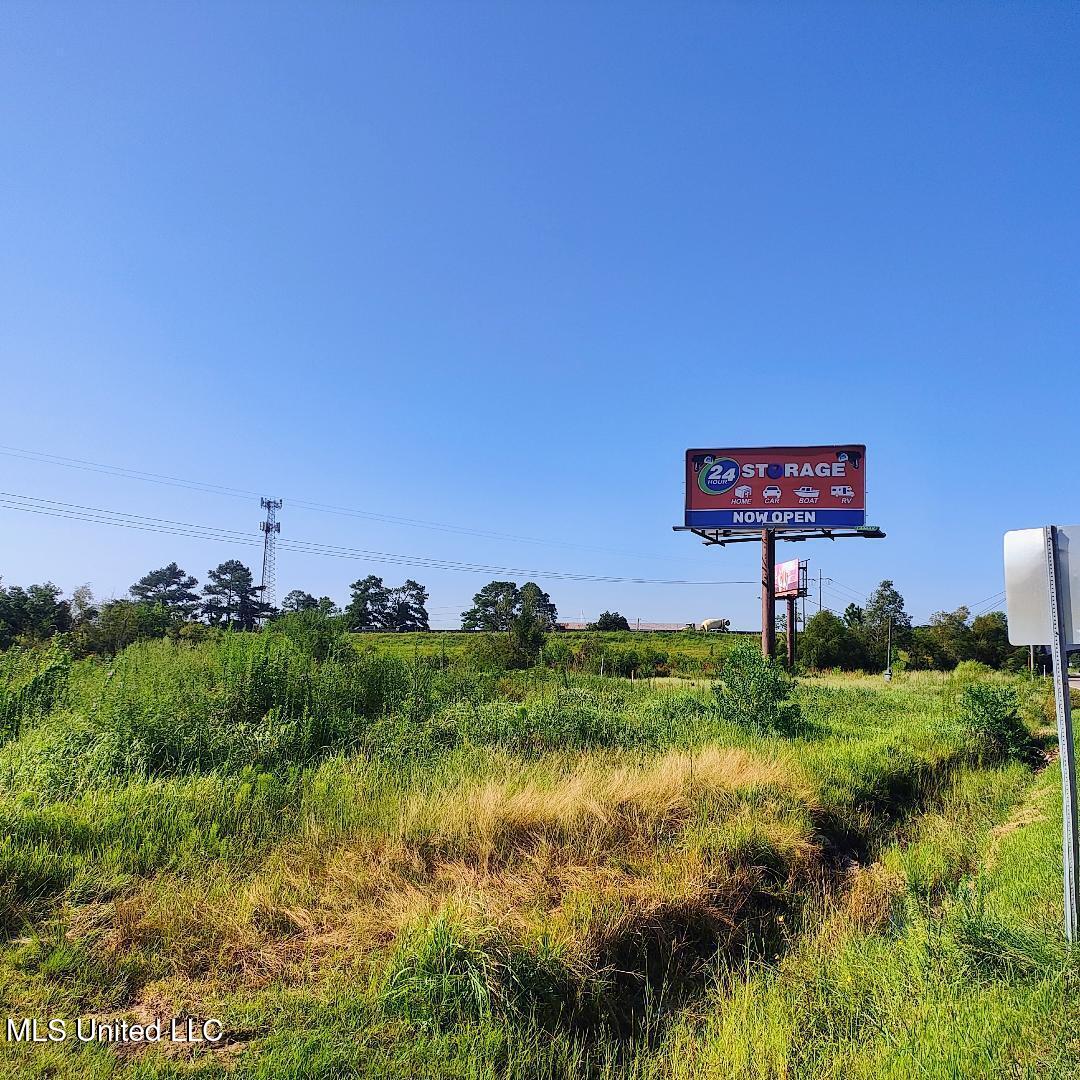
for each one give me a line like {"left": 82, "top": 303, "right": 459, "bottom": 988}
{"left": 685, "top": 445, "right": 866, "bottom": 530}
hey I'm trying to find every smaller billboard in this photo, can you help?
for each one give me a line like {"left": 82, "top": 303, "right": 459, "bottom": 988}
{"left": 685, "top": 445, "right": 866, "bottom": 529}
{"left": 775, "top": 559, "right": 806, "bottom": 599}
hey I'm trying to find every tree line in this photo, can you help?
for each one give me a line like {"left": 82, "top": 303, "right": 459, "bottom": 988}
{"left": 0, "top": 563, "right": 1025, "bottom": 672}
{"left": 798, "top": 579, "right": 1027, "bottom": 672}
{"left": 0, "top": 564, "right": 574, "bottom": 663}
{"left": 0, "top": 561, "right": 432, "bottom": 655}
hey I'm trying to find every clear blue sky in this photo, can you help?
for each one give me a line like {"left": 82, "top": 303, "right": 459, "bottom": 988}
{"left": 1, "top": 2, "right": 1076, "bottom": 629}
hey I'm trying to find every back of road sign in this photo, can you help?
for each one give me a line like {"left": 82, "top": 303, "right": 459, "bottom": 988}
{"left": 1004, "top": 526, "right": 1080, "bottom": 646}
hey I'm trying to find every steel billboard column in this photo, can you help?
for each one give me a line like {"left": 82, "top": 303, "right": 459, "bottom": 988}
{"left": 1046, "top": 525, "right": 1080, "bottom": 941}
{"left": 786, "top": 595, "right": 797, "bottom": 669}
{"left": 761, "top": 529, "right": 776, "bottom": 659}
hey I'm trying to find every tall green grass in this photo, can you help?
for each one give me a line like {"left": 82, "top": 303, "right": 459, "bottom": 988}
{"left": 0, "top": 627, "right": 1060, "bottom": 1079}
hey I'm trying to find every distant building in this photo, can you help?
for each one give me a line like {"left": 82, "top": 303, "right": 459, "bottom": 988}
{"left": 554, "top": 621, "right": 694, "bottom": 632}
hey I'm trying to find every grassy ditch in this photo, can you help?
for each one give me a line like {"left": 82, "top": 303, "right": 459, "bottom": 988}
{"left": 651, "top": 760, "right": 1076, "bottom": 1079}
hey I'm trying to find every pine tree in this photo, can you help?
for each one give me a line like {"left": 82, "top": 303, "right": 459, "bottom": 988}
{"left": 130, "top": 562, "right": 200, "bottom": 617}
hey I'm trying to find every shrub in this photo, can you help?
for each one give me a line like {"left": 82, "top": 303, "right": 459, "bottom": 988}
{"left": 713, "top": 640, "right": 802, "bottom": 736}
{"left": 956, "top": 683, "right": 1034, "bottom": 763}
{"left": 541, "top": 636, "right": 671, "bottom": 679}
{"left": 462, "top": 632, "right": 520, "bottom": 671}
{"left": 950, "top": 660, "right": 994, "bottom": 687}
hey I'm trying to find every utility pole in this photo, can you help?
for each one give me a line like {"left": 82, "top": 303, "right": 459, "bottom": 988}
{"left": 259, "top": 498, "right": 282, "bottom": 612}
{"left": 761, "top": 529, "right": 776, "bottom": 659}
{"left": 883, "top": 615, "right": 893, "bottom": 680}
{"left": 818, "top": 568, "right": 823, "bottom": 613}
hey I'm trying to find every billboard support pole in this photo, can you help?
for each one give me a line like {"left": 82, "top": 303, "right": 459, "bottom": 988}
{"left": 1045, "top": 525, "right": 1080, "bottom": 941}
{"left": 786, "top": 595, "right": 797, "bottom": 670}
{"left": 761, "top": 529, "right": 776, "bottom": 659}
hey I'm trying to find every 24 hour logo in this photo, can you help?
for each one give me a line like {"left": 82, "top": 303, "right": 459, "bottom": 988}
{"left": 697, "top": 457, "right": 740, "bottom": 495}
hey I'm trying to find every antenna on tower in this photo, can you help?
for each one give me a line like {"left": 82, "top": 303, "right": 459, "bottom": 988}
{"left": 259, "top": 498, "right": 282, "bottom": 612}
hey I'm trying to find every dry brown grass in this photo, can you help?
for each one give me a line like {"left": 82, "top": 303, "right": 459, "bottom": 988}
{"left": 837, "top": 862, "right": 906, "bottom": 933}
{"left": 95, "top": 747, "right": 820, "bottom": 1005}
{"left": 404, "top": 746, "right": 811, "bottom": 862}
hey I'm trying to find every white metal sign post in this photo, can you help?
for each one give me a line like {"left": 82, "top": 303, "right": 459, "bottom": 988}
{"left": 1005, "top": 526, "right": 1080, "bottom": 940}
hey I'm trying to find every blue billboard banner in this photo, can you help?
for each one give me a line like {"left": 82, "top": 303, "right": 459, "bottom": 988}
{"left": 685, "top": 507, "right": 867, "bottom": 528}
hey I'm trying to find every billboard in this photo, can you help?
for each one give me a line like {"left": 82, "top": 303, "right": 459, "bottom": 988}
{"left": 685, "top": 445, "right": 866, "bottom": 529}
{"left": 775, "top": 558, "right": 806, "bottom": 598}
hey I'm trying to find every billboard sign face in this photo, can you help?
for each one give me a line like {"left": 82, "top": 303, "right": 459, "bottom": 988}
{"left": 1005, "top": 526, "right": 1080, "bottom": 646}
{"left": 775, "top": 558, "right": 805, "bottom": 598}
{"left": 685, "top": 445, "right": 866, "bottom": 529}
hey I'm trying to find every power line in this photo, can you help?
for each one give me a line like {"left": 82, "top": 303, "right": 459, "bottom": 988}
{"left": 821, "top": 583, "right": 857, "bottom": 603}
{"left": 967, "top": 588, "right": 1005, "bottom": 611}
{"left": 0, "top": 444, "right": 694, "bottom": 564}
{"left": 968, "top": 590, "right": 1006, "bottom": 618}
{"left": 823, "top": 577, "right": 867, "bottom": 603}
{"left": 0, "top": 491, "right": 755, "bottom": 587}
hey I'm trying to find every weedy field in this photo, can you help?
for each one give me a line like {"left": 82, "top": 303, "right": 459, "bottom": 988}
{"left": 0, "top": 617, "right": 1073, "bottom": 1079}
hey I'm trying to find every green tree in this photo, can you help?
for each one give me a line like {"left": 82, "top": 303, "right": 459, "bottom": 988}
{"left": 282, "top": 589, "right": 319, "bottom": 613}
{"left": 130, "top": 562, "right": 200, "bottom": 617}
{"left": 843, "top": 603, "right": 864, "bottom": 629}
{"left": 799, "top": 610, "right": 867, "bottom": 670}
{"left": 202, "top": 560, "right": 267, "bottom": 629}
{"left": 0, "top": 582, "right": 71, "bottom": 648}
{"left": 509, "top": 583, "right": 551, "bottom": 664}
{"left": 861, "top": 580, "right": 912, "bottom": 669}
{"left": 905, "top": 626, "right": 940, "bottom": 670}
{"left": 93, "top": 600, "right": 176, "bottom": 655}
{"left": 461, "top": 581, "right": 521, "bottom": 631}
{"left": 69, "top": 584, "right": 98, "bottom": 628}
{"left": 968, "top": 611, "right": 1027, "bottom": 671}
{"left": 345, "top": 575, "right": 391, "bottom": 630}
{"left": 384, "top": 580, "right": 430, "bottom": 632}
{"left": 587, "top": 611, "right": 631, "bottom": 631}
{"left": 519, "top": 583, "right": 558, "bottom": 630}
{"left": 461, "top": 581, "right": 557, "bottom": 632}
{"left": 925, "top": 606, "right": 974, "bottom": 670}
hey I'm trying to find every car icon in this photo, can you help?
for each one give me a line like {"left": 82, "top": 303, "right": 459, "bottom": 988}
{"left": 763, "top": 485, "right": 782, "bottom": 501}
{"left": 831, "top": 485, "right": 855, "bottom": 498}
{"left": 734, "top": 484, "right": 752, "bottom": 499}
{"left": 794, "top": 486, "right": 819, "bottom": 499}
